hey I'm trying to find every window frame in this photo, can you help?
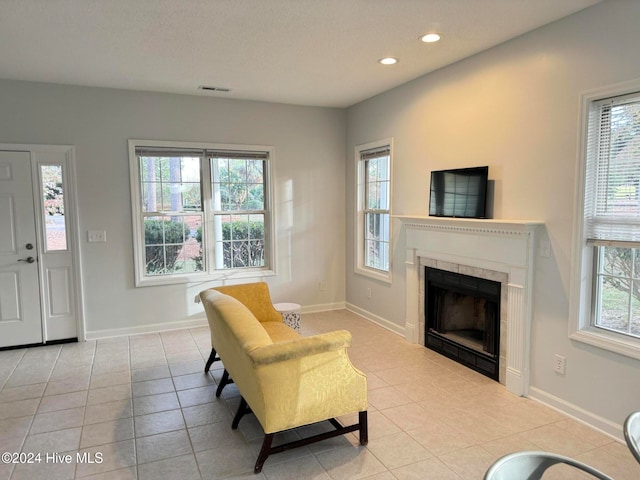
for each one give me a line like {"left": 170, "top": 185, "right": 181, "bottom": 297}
{"left": 570, "top": 79, "right": 640, "bottom": 360}
{"left": 129, "top": 139, "right": 276, "bottom": 287}
{"left": 355, "top": 138, "right": 393, "bottom": 283}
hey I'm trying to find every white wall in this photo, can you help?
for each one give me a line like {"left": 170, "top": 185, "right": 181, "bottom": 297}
{"left": 345, "top": 0, "right": 640, "bottom": 433}
{"left": 0, "top": 80, "right": 346, "bottom": 336}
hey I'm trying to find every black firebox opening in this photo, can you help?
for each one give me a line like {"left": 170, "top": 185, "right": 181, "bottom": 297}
{"left": 425, "top": 267, "right": 500, "bottom": 381}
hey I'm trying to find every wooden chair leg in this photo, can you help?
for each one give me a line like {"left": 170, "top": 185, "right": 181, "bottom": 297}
{"left": 204, "top": 347, "right": 219, "bottom": 373}
{"left": 216, "top": 369, "right": 231, "bottom": 398}
{"left": 231, "top": 397, "right": 251, "bottom": 429}
{"left": 254, "top": 433, "right": 274, "bottom": 474}
{"left": 359, "top": 411, "right": 368, "bottom": 445}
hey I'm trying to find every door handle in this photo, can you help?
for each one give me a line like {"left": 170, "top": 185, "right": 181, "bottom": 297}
{"left": 18, "top": 257, "right": 35, "bottom": 264}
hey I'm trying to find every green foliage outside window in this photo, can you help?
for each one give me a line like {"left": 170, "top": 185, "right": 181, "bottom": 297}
{"left": 144, "top": 219, "right": 190, "bottom": 274}
{"left": 193, "top": 220, "right": 265, "bottom": 270}
{"left": 222, "top": 220, "right": 265, "bottom": 268}
{"left": 598, "top": 246, "right": 640, "bottom": 337}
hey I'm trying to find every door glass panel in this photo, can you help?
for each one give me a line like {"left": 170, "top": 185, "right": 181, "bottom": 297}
{"left": 41, "top": 165, "right": 67, "bottom": 251}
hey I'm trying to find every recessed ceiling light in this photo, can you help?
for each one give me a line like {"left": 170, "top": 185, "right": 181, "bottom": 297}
{"left": 378, "top": 57, "right": 398, "bottom": 65}
{"left": 420, "top": 33, "right": 441, "bottom": 43}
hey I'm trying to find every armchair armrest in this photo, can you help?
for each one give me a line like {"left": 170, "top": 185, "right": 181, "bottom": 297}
{"left": 249, "top": 330, "right": 352, "bottom": 366}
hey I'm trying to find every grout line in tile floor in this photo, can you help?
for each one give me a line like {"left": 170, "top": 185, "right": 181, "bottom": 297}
{"left": 0, "top": 309, "right": 638, "bottom": 479}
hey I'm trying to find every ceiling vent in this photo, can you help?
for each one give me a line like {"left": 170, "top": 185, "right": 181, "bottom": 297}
{"left": 199, "top": 85, "right": 232, "bottom": 93}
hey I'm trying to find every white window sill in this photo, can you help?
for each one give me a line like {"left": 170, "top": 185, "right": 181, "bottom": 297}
{"left": 570, "top": 327, "right": 640, "bottom": 361}
{"left": 135, "top": 268, "right": 276, "bottom": 288}
{"left": 355, "top": 266, "right": 392, "bottom": 284}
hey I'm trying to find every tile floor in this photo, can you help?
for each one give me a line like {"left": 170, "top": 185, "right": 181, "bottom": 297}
{"left": 0, "top": 310, "right": 638, "bottom": 479}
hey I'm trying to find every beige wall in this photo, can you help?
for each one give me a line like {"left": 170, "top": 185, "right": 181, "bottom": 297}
{"left": 345, "top": 0, "right": 640, "bottom": 433}
{"left": 0, "top": 80, "right": 346, "bottom": 336}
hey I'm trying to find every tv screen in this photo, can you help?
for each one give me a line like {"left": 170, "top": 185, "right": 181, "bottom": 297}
{"left": 429, "top": 166, "right": 488, "bottom": 218}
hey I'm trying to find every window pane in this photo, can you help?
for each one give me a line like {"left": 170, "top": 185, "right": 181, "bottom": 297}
{"left": 212, "top": 158, "right": 265, "bottom": 212}
{"left": 365, "top": 213, "right": 382, "bottom": 240}
{"left": 141, "top": 182, "right": 162, "bottom": 212}
{"left": 181, "top": 183, "right": 201, "bottom": 211}
{"left": 365, "top": 240, "right": 389, "bottom": 271}
{"left": 229, "top": 159, "right": 247, "bottom": 182}
{"left": 181, "top": 157, "right": 200, "bottom": 182}
{"left": 366, "top": 158, "right": 379, "bottom": 182}
{"left": 143, "top": 215, "right": 199, "bottom": 276}
{"left": 596, "top": 246, "right": 640, "bottom": 338}
{"left": 382, "top": 212, "right": 390, "bottom": 243}
{"left": 598, "top": 275, "right": 629, "bottom": 329}
{"left": 633, "top": 304, "right": 640, "bottom": 337}
{"left": 364, "top": 212, "right": 390, "bottom": 271}
{"left": 215, "top": 213, "right": 265, "bottom": 269}
{"left": 233, "top": 185, "right": 249, "bottom": 210}
{"left": 247, "top": 160, "right": 264, "bottom": 184}
{"left": 365, "top": 156, "right": 390, "bottom": 210}
{"left": 41, "top": 165, "right": 67, "bottom": 251}
{"left": 181, "top": 215, "right": 203, "bottom": 273}
{"left": 601, "top": 246, "right": 633, "bottom": 276}
{"left": 247, "top": 184, "right": 264, "bottom": 210}
{"left": 139, "top": 156, "right": 201, "bottom": 213}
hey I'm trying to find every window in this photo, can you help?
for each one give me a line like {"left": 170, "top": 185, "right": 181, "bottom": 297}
{"left": 355, "top": 139, "right": 392, "bottom": 282}
{"left": 571, "top": 84, "right": 640, "bottom": 358}
{"left": 211, "top": 153, "right": 268, "bottom": 270}
{"left": 129, "top": 141, "right": 274, "bottom": 286}
{"left": 40, "top": 164, "right": 67, "bottom": 251}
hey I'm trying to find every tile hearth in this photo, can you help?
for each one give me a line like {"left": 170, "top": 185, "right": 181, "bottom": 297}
{"left": 0, "top": 310, "right": 638, "bottom": 479}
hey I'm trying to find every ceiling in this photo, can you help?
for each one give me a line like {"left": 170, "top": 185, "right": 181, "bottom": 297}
{"left": 0, "top": 0, "right": 601, "bottom": 108}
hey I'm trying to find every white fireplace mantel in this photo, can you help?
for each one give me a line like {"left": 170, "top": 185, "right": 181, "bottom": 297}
{"left": 396, "top": 215, "right": 543, "bottom": 396}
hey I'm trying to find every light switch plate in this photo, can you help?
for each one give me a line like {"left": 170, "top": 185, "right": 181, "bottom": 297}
{"left": 88, "top": 230, "right": 107, "bottom": 243}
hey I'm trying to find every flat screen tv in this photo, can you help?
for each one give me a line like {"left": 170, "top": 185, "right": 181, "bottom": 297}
{"left": 429, "top": 166, "right": 489, "bottom": 218}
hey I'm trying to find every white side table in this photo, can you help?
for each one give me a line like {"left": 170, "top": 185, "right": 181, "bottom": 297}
{"left": 274, "top": 302, "right": 301, "bottom": 332}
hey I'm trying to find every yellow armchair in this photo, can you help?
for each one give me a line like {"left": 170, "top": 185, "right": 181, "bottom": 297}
{"left": 203, "top": 282, "right": 291, "bottom": 397}
{"left": 199, "top": 286, "right": 368, "bottom": 473}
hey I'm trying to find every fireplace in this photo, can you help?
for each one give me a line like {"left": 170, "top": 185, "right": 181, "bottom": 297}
{"left": 400, "top": 216, "right": 542, "bottom": 396}
{"left": 425, "top": 267, "right": 500, "bottom": 380}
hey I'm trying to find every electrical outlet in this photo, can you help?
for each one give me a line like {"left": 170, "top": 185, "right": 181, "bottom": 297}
{"left": 540, "top": 240, "right": 551, "bottom": 258}
{"left": 554, "top": 354, "right": 566, "bottom": 375}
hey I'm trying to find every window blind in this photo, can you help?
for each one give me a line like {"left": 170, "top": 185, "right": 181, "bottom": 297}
{"left": 136, "top": 147, "right": 204, "bottom": 157}
{"left": 360, "top": 146, "right": 390, "bottom": 161}
{"left": 585, "top": 92, "right": 640, "bottom": 244}
{"left": 207, "top": 150, "right": 268, "bottom": 160}
{"left": 136, "top": 147, "right": 268, "bottom": 160}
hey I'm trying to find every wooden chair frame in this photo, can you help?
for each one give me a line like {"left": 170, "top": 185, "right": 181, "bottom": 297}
{"left": 231, "top": 397, "right": 368, "bottom": 473}
{"left": 204, "top": 347, "right": 234, "bottom": 397}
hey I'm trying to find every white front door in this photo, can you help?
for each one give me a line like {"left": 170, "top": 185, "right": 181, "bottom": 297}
{"left": 0, "top": 151, "right": 43, "bottom": 347}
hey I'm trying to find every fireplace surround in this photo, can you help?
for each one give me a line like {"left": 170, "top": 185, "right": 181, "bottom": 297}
{"left": 399, "top": 216, "right": 542, "bottom": 396}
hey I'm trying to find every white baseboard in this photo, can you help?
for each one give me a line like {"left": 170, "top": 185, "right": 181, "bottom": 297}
{"left": 85, "top": 316, "right": 208, "bottom": 341}
{"left": 302, "top": 302, "right": 346, "bottom": 314}
{"left": 84, "top": 303, "right": 347, "bottom": 341}
{"left": 84, "top": 303, "right": 348, "bottom": 340}
{"left": 528, "top": 386, "right": 624, "bottom": 442}
{"left": 345, "top": 302, "right": 405, "bottom": 337}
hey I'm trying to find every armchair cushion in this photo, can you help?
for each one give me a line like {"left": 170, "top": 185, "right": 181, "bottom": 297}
{"left": 214, "top": 282, "right": 283, "bottom": 324}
